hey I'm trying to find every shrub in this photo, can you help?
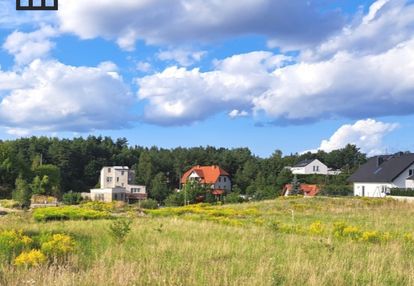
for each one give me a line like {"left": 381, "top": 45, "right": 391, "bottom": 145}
{"left": 164, "top": 193, "right": 184, "bottom": 207}
{"left": 81, "top": 201, "right": 116, "bottom": 212}
{"left": 389, "top": 188, "right": 414, "bottom": 197}
{"left": 319, "top": 185, "right": 353, "bottom": 196}
{"left": 309, "top": 221, "right": 324, "bottom": 235}
{"left": 360, "top": 231, "right": 381, "bottom": 243}
{"left": 62, "top": 192, "right": 83, "bottom": 205}
{"left": 33, "top": 206, "right": 111, "bottom": 221}
{"left": 0, "top": 200, "right": 19, "bottom": 209}
{"left": 224, "top": 192, "right": 245, "bottom": 204}
{"left": 41, "top": 234, "right": 75, "bottom": 257}
{"left": 0, "top": 230, "right": 33, "bottom": 262}
{"left": 109, "top": 218, "right": 132, "bottom": 243}
{"left": 14, "top": 250, "right": 46, "bottom": 267}
{"left": 140, "top": 199, "right": 158, "bottom": 209}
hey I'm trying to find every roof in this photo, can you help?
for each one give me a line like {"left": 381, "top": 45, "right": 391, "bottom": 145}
{"left": 407, "top": 175, "right": 414, "bottom": 180}
{"left": 283, "top": 184, "right": 320, "bottom": 196}
{"left": 348, "top": 153, "right": 414, "bottom": 183}
{"left": 181, "top": 165, "right": 230, "bottom": 184}
{"left": 293, "top": 159, "right": 318, "bottom": 168}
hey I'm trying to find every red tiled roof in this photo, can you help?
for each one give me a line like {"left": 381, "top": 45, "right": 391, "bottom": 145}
{"left": 181, "top": 165, "right": 230, "bottom": 184}
{"left": 211, "top": 189, "right": 225, "bottom": 195}
{"left": 283, "top": 184, "right": 320, "bottom": 196}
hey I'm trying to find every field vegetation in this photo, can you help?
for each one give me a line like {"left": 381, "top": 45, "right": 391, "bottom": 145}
{"left": 1, "top": 197, "right": 414, "bottom": 285}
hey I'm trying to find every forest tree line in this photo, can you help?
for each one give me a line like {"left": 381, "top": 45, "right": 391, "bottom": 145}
{"left": 0, "top": 136, "right": 367, "bottom": 203}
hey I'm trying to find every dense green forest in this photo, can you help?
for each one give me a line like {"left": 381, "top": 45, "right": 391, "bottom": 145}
{"left": 0, "top": 136, "right": 367, "bottom": 203}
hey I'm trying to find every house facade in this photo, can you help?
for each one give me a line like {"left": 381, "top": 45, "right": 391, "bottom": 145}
{"left": 89, "top": 166, "right": 147, "bottom": 202}
{"left": 349, "top": 153, "right": 414, "bottom": 197}
{"left": 181, "top": 165, "right": 231, "bottom": 196}
{"left": 288, "top": 159, "right": 334, "bottom": 175}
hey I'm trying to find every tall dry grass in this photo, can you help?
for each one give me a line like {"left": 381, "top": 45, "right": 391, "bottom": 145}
{"left": 1, "top": 197, "right": 414, "bottom": 285}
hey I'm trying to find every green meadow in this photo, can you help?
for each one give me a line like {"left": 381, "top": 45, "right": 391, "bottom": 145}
{"left": 2, "top": 197, "right": 414, "bottom": 286}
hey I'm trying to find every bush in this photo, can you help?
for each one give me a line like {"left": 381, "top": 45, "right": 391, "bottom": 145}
{"left": 139, "top": 199, "right": 158, "bottom": 209}
{"left": 389, "top": 188, "right": 414, "bottom": 197}
{"left": 0, "top": 230, "right": 33, "bottom": 262}
{"left": 224, "top": 192, "right": 245, "bottom": 204}
{"left": 33, "top": 206, "right": 111, "bottom": 221}
{"left": 41, "top": 234, "right": 75, "bottom": 258}
{"left": 62, "top": 192, "right": 83, "bottom": 205}
{"left": 109, "top": 218, "right": 132, "bottom": 243}
{"left": 0, "top": 199, "right": 19, "bottom": 209}
{"left": 164, "top": 193, "right": 184, "bottom": 207}
{"left": 14, "top": 249, "right": 46, "bottom": 267}
{"left": 319, "top": 185, "right": 353, "bottom": 196}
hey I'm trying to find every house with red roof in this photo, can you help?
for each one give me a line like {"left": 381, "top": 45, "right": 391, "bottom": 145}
{"left": 283, "top": 183, "right": 320, "bottom": 197}
{"left": 180, "top": 165, "right": 231, "bottom": 197}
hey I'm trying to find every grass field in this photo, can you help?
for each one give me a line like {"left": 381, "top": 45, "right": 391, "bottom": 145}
{"left": 2, "top": 197, "right": 414, "bottom": 285}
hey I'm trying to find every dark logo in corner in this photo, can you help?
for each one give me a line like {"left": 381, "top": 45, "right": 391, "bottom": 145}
{"left": 16, "top": 0, "right": 58, "bottom": 10}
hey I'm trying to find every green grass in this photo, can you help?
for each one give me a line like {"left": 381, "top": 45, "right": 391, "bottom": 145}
{"left": 2, "top": 197, "right": 414, "bottom": 285}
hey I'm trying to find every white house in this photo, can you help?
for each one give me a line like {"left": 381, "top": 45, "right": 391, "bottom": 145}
{"left": 89, "top": 166, "right": 147, "bottom": 202}
{"left": 348, "top": 152, "right": 414, "bottom": 197}
{"left": 288, "top": 159, "right": 339, "bottom": 175}
{"left": 181, "top": 165, "right": 231, "bottom": 197}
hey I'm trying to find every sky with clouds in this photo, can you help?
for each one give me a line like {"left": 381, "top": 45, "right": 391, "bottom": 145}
{"left": 0, "top": 0, "right": 413, "bottom": 157}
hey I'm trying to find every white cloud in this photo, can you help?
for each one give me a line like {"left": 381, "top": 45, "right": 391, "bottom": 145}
{"left": 3, "top": 26, "right": 58, "bottom": 65}
{"left": 0, "top": 1, "right": 56, "bottom": 28}
{"left": 136, "top": 0, "right": 414, "bottom": 126}
{"left": 0, "top": 60, "right": 133, "bottom": 133}
{"left": 317, "top": 119, "right": 399, "bottom": 156}
{"left": 157, "top": 49, "right": 206, "bottom": 67}
{"left": 137, "top": 51, "right": 288, "bottom": 125}
{"left": 57, "top": 0, "right": 343, "bottom": 50}
{"left": 229, "top": 110, "right": 249, "bottom": 118}
{"left": 137, "top": 61, "right": 152, "bottom": 73}
{"left": 302, "top": 0, "right": 414, "bottom": 61}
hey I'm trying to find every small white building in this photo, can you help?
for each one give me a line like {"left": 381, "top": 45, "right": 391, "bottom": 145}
{"left": 89, "top": 166, "right": 147, "bottom": 202}
{"left": 349, "top": 153, "right": 414, "bottom": 197}
{"left": 288, "top": 159, "right": 339, "bottom": 175}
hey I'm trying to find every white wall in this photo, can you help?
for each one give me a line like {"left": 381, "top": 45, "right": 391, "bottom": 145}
{"left": 353, "top": 183, "right": 393, "bottom": 198}
{"left": 291, "top": 159, "right": 329, "bottom": 175}
{"left": 213, "top": 175, "right": 231, "bottom": 191}
{"left": 392, "top": 162, "right": 414, "bottom": 188}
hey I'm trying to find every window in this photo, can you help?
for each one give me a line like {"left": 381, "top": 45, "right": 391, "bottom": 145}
{"left": 362, "top": 186, "right": 365, "bottom": 196}
{"left": 106, "top": 177, "right": 112, "bottom": 183}
{"left": 121, "top": 183, "right": 124, "bottom": 187}
{"left": 224, "top": 177, "right": 227, "bottom": 182}
{"left": 409, "top": 169, "right": 414, "bottom": 176}
{"left": 108, "top": 168, "right": 111, "bottom": 173}
{"left": 116, "top": 177, "right": 119, "bottom": 182}
{"left": 114, "top": 194, "right": 118, "bottom": 200}
{"left": 121, "top": 171, "right": 124, "bottom": 176}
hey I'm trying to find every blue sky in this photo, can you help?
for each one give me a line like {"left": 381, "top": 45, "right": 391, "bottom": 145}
{"left": 0, "top": 0, "right": 413, "bottom": 157}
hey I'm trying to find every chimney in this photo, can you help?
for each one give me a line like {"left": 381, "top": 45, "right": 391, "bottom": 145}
{"left": 377, "top": 156, "right": 384, "bottom": 167}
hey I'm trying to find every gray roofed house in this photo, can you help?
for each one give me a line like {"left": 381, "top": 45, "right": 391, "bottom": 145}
{"left": 288, "top": 159, "right": 340, "bottom": 175}
{"left": 349, "top": 152, "right": 414, "bottom": 197}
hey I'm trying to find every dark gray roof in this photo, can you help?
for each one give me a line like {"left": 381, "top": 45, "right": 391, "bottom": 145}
{"left": 348, "top": 153, "right": 414, "bottom": 183}
{"left": 293, "top": 159, "right": 316, "bottom": 167}
{"left": 408, "top": 174, "right": 414, "bottom": 180}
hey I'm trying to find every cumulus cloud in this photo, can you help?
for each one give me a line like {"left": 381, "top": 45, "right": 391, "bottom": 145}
{"left": 0, "top": 60, "right": 133, "bottom": 133}
{"left": 0, "top": 1, "right": 56, "bottom": 28}
{"left": 302, "top": 0, "right": 414, "bottom": 60}
{"left": 157, "top": 49, "right": 206, "bottom": 67}
{"left": 57, "top": 0, "right": 343, "bottom": 50}
{"left": 317, "top": 119, "right": 399, "bottom": 156}
{"left": 136, "top": 0, "right": 414, "bottom": 126}
{"left": 137, "top": 51, "right": 289, "bottom": 125}
{"left": 3, "top": 26, "right": 58, "bottom": 65}
{"left": 229, "top": 110, "right": 249, "bottom": 118}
